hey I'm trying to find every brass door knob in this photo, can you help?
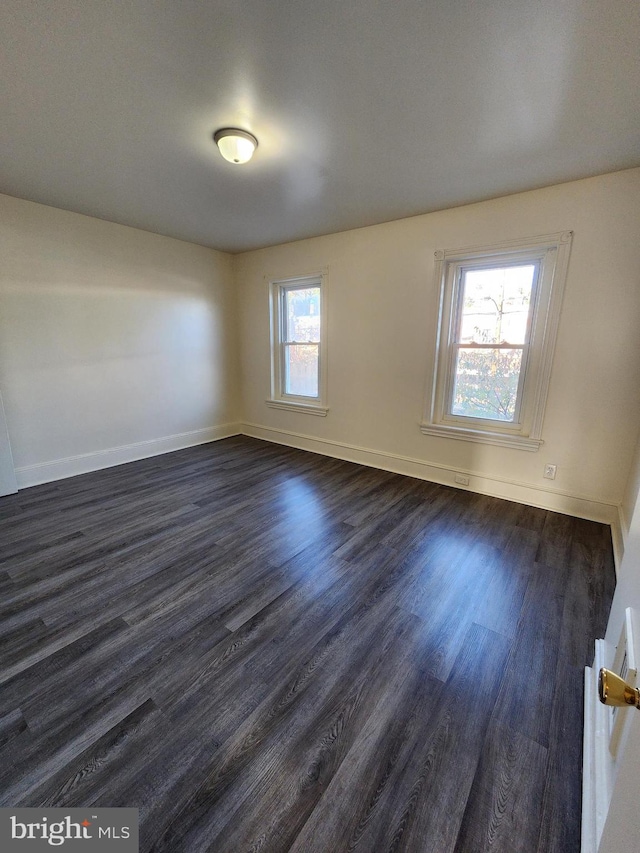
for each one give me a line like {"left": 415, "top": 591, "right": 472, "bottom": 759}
{"left": 599, "top": 668, "right": 640, "bottom": 709}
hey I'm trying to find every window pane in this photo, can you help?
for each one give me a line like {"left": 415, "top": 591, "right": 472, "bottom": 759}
{"left": 459, "top": 265, "right": 535, "bottom": 345}
{"left": 285, "top": 344, "right": 319, "bottom": 397}
{"left": 285, "top": 287, "right": 320, "bottom": 343}
{"left": 451, "top": 348, "right": 523, "bottom": 421}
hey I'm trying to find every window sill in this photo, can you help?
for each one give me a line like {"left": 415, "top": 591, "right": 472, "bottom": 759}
{"left": 266, "top": 399, "right": 329, "bottom": 417}
{"left": 420, "top": 422, "right": 542, "bottom": 451}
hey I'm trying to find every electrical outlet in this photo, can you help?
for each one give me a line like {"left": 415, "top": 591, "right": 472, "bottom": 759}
{"left": 455, "top": 474, "right": 470, "bottom": 486}
{"left": 543, "top": 464, "right": 557, "bottom": 480}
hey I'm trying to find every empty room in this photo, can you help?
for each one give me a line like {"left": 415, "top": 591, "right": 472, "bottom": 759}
{"left": 1, "top": 1, "right": 640, "bottom": 852}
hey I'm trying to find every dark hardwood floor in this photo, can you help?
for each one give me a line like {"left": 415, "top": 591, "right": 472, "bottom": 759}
{"left": 0, "top": 436, "right": 616, "bottom": 852}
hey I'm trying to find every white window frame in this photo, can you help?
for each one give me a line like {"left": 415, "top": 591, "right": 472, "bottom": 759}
{"left": 421, "top": 231, "right": 573, "bottom": 451}
{"left": 266, "top": 272, "right": 328, "bottom": 416}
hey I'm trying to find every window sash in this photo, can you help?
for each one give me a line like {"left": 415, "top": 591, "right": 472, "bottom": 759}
{"left": 280, "top": 284, "right": 321, "bottom": 399}
{"left": 443, "top": 261, "right": 540, "bottom": 427}
{"left": 271, "top": 277, "right": 324, "bottom": 405}
{"left": 280, "top": 286, "right": 321, "bottom": 338}
{"left": 282, "top": 341, "right": 320, "bottom": 399}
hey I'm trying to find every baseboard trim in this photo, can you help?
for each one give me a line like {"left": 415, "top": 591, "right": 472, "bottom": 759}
{"left": 241, "top": 421, "right": 620, "bottom": 528}
{"left": 15, "top": 423, "right": 242, "bottom": 488}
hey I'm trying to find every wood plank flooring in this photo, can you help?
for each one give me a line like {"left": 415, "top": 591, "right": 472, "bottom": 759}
{"left": 0, "top": 436, "right": 616, "bottom": 852}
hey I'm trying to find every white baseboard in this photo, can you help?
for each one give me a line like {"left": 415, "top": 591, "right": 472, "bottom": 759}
{"left": 15, "top": 423, "right": 242, "bottom": 488}
{"left": 241, "top": 421, "right": 620, "bottom": 529}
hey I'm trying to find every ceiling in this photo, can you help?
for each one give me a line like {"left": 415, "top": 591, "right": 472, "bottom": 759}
{"left": 1, "top": 0, "right": 639, "bottom": 254}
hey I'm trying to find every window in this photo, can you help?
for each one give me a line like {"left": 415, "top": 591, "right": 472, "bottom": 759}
{"left": 267, "top": 272, "right": 328, "bottom": 415}
{"left": 421, "top": 232, "right": 572, "bottom": 450}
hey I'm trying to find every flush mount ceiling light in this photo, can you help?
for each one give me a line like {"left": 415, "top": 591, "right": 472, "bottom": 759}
{"left": 213, "top": 128, "right": 258, "bottom": 164}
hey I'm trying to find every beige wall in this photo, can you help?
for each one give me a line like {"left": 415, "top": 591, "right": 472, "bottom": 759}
{"left": 0, "top": 194, "right": 240, "bottom": 484}
{"left": 235, "top": 168, "right": 640, "bottom": 522}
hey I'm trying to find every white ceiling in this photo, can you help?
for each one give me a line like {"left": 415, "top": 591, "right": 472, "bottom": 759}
{"left": 1, "top": 0, "right": 639, "bottom": 253}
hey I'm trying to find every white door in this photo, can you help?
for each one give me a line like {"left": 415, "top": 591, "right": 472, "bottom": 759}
{"left": 582, "top": 463, "right": 640, "bottom": 853}
{"left": 0, "top": 390, "right": 18, "bottom": 496}
{"left": 597, "top": 715, "right": 640, "bottom": 853}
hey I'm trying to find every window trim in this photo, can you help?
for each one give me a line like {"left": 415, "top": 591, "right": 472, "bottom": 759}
{"left": 421, "top": 231, "right": 573, "bottom": 451}
{"left": 267, "top": 272, "right": 328, "bottom": 416}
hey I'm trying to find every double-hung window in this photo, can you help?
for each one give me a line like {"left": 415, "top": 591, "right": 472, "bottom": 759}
{"left": 267, "top": 273, "right": 328, "bottom": 416}
{"left": 422, "top": 232, "right": 572, "bottom": 450}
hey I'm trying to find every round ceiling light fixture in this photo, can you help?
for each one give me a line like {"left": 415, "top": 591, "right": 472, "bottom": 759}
{"left": 213, "top": 128, "right": 258, "bottom": 164}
